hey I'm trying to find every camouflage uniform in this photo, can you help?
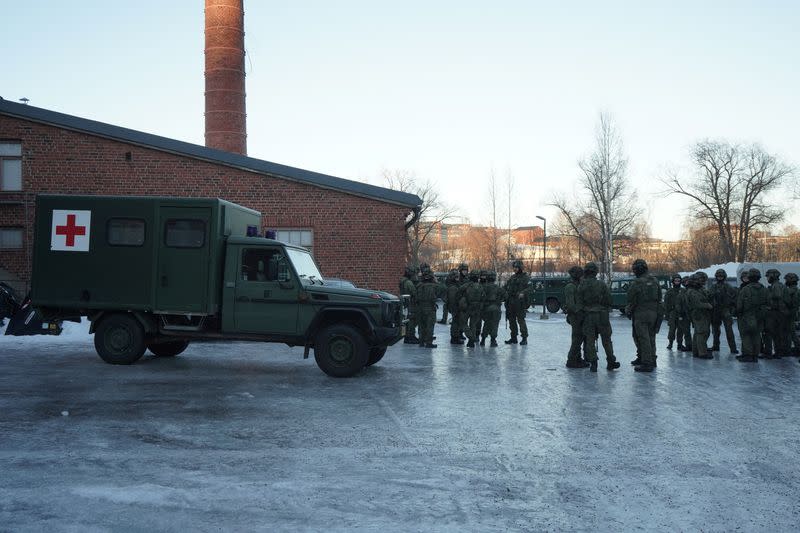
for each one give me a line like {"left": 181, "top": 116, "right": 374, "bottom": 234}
{"left": 627, "top": 259, "right": 662, "bottom": 370}
{"left": 461, "top": 271, "right": 485, "bottom": 347}
{"left": 686, "top": 274, "right": 713, "bottom": 359}
{"left": 764, "top": 269, "right": 790, "bottom": 358}
{"left": 416, "top": 271, "right": 443, "bottom": 348}
{"left": 783, "top": 273, "right": 800, "bottom": 357}
{"left": 709, "top": 269, "right": 738, "bottom": 353}
{"left": 663, "top": 275, "right": 682, "bottom": 350}
{"left": 676, "top": 277, "right": 693, "bottom": 351}
{"left": 445, "top": 270, "right": 464, "bottom": 344}
{"left": 577, "top": 262, "right": 618, "bottom": 371}
{"left": 563, "top": 266, "right": 588, "bottom": 368}
{"left": 399, "top": 267, "right": 419, "bottom": 344}
{"left": 736, "top": 269, "right": 768, "bottom": 362}
{"left": 504, "top": 260, "right": 530, "bottom": 344}
{"left": 480, "top": 272, "right": 506, "bottom": 347}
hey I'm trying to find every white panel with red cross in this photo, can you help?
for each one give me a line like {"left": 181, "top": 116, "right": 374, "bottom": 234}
{"left": 50, "top": 210, "right": 92, "bottom": 252}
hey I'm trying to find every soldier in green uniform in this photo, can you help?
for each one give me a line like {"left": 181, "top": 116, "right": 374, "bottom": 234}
{"left": 783, "top": 272, "right": 800, "bottom": 357}
{"left": 686, "top": 273, "right": 713, "bottom": 359}
{"left": 577, "top": 262, "right": 619, "bottom": 372}
{"left": 400, "top": 266, "right": 419, "bottom": 344}
{"left": 676, "top": 276, "right": 693, "bottom": 352}
{"left": 480, "top": 271, "right": 506, "bottom": 347}
{"left": 563, "top": 265, "right": 589, "bottom": 368}
{"left": 709, "top": 268, "right": 738, "bottom": 353}
{"left": 503, "top": 260, "right": 530, "bottom": 345}
{"left": 458, "top": 263, "right": 469, "bottom": 284}
{"left": 446, "top": 270, "right": 464, "bottom": 345}
{"left": 736, "top": 268, "right": 768, "bottom": 363}
{"left": 763, "top": 268, "right": 789, "bottom": 358}
{"left": 416, "top": 270, "right": 443, "bottom": 348}
{"left": 462, "top": 271, "right": 485, "bottom": 347}
{"left": 626, "top": 259, "right": 662, "bottom": 371}
{"left": 664, "top": 274, "right": 682, "bottom": 350}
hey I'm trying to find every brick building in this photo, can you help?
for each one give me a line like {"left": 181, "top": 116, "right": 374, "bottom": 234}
{"left": 0, "top": 99, "right": 421, "bottom": 294}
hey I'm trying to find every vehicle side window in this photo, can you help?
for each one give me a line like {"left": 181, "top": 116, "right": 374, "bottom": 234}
{"left": 107, "top": 218, "right": 145, "bottom": 246}
{"left": 241, "top": 249, "right": 290, "bottom": 282}
{"left": 165, "top": 219, "right": 205, "bottom": 248}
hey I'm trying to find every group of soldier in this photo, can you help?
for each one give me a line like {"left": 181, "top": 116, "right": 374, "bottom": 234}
{"left": 401, "top": 258, "right": 800, "bottom": 371}
{"left": 399, "top": 260, "right": 530, "bottom": 349}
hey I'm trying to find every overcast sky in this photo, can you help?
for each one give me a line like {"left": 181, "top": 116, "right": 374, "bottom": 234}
{"left": 3, "top": 0, "right": 798, "bottom": 239}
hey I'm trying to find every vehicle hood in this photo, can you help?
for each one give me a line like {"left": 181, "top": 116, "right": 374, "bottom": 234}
{"left": 305, "top": 284, "right": 399, "bottom": 301}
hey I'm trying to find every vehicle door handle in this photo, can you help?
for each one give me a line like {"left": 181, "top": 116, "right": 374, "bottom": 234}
{"left": 237, "top": 296, "right": 250, "bottom": 302}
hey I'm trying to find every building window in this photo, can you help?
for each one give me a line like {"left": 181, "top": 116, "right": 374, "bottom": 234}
{"left": 0, "top": 227, "right": 23, "bottom": 249}
{"left": 0, "top": 142, "right": 22, "bottom": 191}
{"left": 275, "top": 229, "right": 313, "bottom": 253}
{"left": 164, "top": 219, "right": 206, "bottom": 248}
{"left": 107, "top": 218, "right": 146, "bottom": 247}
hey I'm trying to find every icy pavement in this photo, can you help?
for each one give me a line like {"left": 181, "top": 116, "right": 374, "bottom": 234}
{"left": 1, "top": 314, "right": 798, "bottom": 531}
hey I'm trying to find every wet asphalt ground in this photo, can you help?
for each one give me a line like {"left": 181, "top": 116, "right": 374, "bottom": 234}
{"left": 1, "top": 313, "right": 798, "bottom": 532}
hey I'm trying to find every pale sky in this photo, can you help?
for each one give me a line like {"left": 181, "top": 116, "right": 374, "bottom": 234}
{"left": 3, "top": 0, "right": 798, "bottom": 239}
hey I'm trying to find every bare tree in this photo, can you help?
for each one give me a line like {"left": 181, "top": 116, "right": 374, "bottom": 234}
{"left": 505, "top": 170, "right": 515, "bottom": 264}
{"left": 485, "top": 168, "right": 504, "bottom": 273}
{"left": 550, "top": 112, "right": 642, "bottom": 280}
{"left": 383, "top": 169, "right": 458, "bottom": 267}
{"left": 662, "top": 140, "right": 793, "bottom": 262}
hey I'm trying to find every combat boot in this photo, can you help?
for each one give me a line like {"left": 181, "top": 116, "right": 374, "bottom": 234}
{"left": 404, "top": 336, "right": 420, "bottom": 344}
{"left": 698, "top": 353, "right": 714, "bottom": 359}
{"left": 423, "top": 343, "right": 437, "bottom": 348}
{"left": 466, "top": 339, "right": 475, "bottom": 348}
{"left": 677, "top": 344, "right": 685, "bottom": 351}
{"left": 736, "top": 354, "right": 757, "bottom": 362}
{"left": 519, "top": 336, "right": 528, "bottom": 345}
{"left": 634, "top": 364, "right": 655, "bottom": 372}
{"left": 479, "top": 336, "right": 486, "bottom": 346}
{"left": 666, "top": 342, "right": 673, "bottom": 350}
{"left": 505, "top": 336, "right": 518, "bottom": 345}
{"left": 607, "top": 360, "right": 621, "bottom": 370}
{"left": 589, "top": 360, "right": 598, "bottom": 372}
{"left": 566, "top": 360, "right": 590, "bottom": 368}
{"left": 450, "top": 337, "right": 464, "bottom": 345}
{"left": 731, "top": 348, "right": 739, "bottom": 354}
{"left": 630, "top": 357, "right": 643, "bottom": 366}
{"left": 490, "top": 338, "right": 498, "bottom": 347}
{"left": 711, "top": 344, "right": 720, "bottom": 352}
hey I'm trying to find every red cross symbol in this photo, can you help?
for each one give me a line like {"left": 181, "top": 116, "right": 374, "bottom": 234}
{"left": 55, "top": 214, "right": 87, "bottom": 247}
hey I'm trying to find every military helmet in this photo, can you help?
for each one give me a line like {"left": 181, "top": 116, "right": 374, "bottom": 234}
{"left": 419, "top": 262, "right": 432, "bottom": 274}
{"left": 468, "top": 270, "right": 480, "bottom": 281}
{"left": 748, "top": 268, "right": 761, "bottom": 281}
{"left": 421, "top": 271, "right": 435, "bottom": 282}
{"left": 714, "top": 268, "right": 727, "bottom": 279}
{"left": 404, "top": 266, "right": 416, "bottom": 278}
{"left": 512, "top": 259, "right": 524, "bottom": 270}
{"left": 681, "top": 276, "right": 690, "bottom": 286}
{"left": 765, "top": 268, "right": 780, "bottom": 279}
{"left": 479, "top": 270, "right": 488, "bottom": 282}
{"left": 671, "top": 273, "right": 682, "bottom": 282}
{"left": 696, "top": 271, "right": 708, "bottom": 283}
{"left": 584, "top": 262, "right": 599, "bottom": 275}
{"left": 785, "top": 272, "right": 799, "bottom": 285}
{"left": 568, "top": 265, "right": 583, "bottom": 279}
{"left": 487, "top": 271, "right": 497, "bottom": 282}
{"left": 631, "top": 258, "right": 648, "bottom": 275}
{"left": 458, "top": 263, "right": 469, "bottom": 272}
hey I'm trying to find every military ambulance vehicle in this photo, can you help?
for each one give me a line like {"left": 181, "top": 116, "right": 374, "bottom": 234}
{"left": 31, "top": 195, "right": 406, "bottom": 377}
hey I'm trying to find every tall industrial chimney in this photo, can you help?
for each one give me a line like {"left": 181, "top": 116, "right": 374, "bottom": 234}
{"left": 204, "top": 0, "right": 247, "bottom": 155}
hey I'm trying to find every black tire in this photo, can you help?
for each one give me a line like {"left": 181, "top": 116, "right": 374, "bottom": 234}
{"left": 148, "top": 340, "right": 189, "bottom": 357}
{"left": 366, "top": 346, "right": 387, "bottom": 367}
{"left": 314, "top": 324, "right": 369, "bottom": 377}
{"left": 94, "top": 314, "right": 146, "bottom": 365}
{"left": 545, "top": 297, "right": 561, "bottom": 314}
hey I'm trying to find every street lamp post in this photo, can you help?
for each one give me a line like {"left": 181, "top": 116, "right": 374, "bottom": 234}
{"left": 536, "top": 215, "right": 548, "bottom": 319}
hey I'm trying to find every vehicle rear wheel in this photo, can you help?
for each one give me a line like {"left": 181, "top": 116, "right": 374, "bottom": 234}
{"left": 545, "top": 297, "right": 561, "bottom": 314}
{"left": 314, "top": 324, "right": 368, "bottom": 377}
{"left": 366, "top": 346, "right": 387, "bottom": 366}
{"left": 94, "top": 314, "right": 146, "bottom": 365}
{"left": 148, "top": 340, "right": 189, "bottom": 357}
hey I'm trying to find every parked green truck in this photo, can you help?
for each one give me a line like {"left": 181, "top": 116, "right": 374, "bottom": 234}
{"left": 31, "top": 195, "right": 406, "bottom": 377}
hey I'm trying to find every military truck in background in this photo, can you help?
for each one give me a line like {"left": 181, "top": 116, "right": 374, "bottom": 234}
{"left": 31, "top": 195, "right": 405, "bottom": 377}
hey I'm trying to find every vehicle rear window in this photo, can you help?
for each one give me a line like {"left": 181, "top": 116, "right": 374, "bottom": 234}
{"left": 107, "top": 218, "right": 145, "bottom": 247}
{"left": 164, "top": 219, "right": 205, "bottom": 248}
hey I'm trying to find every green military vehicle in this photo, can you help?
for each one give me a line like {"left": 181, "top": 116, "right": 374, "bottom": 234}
{"left": 527, "top": 276, "right": 570, "bottom": 313}
{"left": 31, "top": 195, "right": 405, "bottom": 377}
{"left": 609, "top": 276, "right": 670, "bottom": 315}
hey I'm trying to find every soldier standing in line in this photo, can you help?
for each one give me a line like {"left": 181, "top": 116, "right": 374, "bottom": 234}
{"left": 577, "top": 262, "right": 619, "bottom": 372}
{"left": 480, "top": 271, "right": 506, "bottom": 347}
{"left": 686, "top": 273, "right": 713, "bottom": 359}
{"left": 458, "top": 263, "right": 469, "bottom": 284}
{"left": 736, "top": 271, "right": 749, "bottom": 349}
{"left": 400, "top": 266, "right": 419, "bottom": 344}
{"left": 563, "top": 265, "right": 589, "bottom": 368}
{"left": 416, "top": 270, "right": 443, "bottom": 348}
{"left": 439, "top": 272, "right": 450, "bottom": 325}
{"left": 446, "top": 270, "right": 464, "bottom": 345}
{"left": 763, "top": 268, "right": 789, "bottom": 359}
{"left": 664, "top": 274, "right": 682, "bottom": 350}
{"left": 676, "top": 276, "right": 693, "bottom": 352}
{"left": 736, "top": 268, "right": 768, "bottom": 363}
{"left": 709, "top": 268, "right": 739, "bottom": 354}
{"left": 503, "top": 260, "right": 530, "bottom": 345}
{"left": 462, "top": 271, "right": 485, "bottom": 348}
{"left": 627, "top": 259, "right": 662, "bottom": 371}
{"left": 476, "top": 270, "right": 489, "bottom": 341}
{"left": 783, "top": 272, "right": 800, "bottom": 358}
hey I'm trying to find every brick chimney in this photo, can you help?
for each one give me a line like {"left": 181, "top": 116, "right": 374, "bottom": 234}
{"left": 204, "top": 0, "right": 247, "bottom": 155}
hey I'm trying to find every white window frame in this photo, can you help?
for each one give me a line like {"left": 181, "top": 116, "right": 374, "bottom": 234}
{"left": 0, "top": 142, "right": 22, "bottom": 192}
{"left": 274, "top": 228, "right": 313, "bottom": 252}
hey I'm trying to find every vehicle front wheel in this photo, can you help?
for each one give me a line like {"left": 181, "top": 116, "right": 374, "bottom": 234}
{"left": 366, "top": 346, "right": 387, "bottom": 366}
{"left": 545, "top": 297, "right": 561, "bottom": 314}
{"left": 94, "top": 314, "right": 146, "bottom": 365}
{"left": 314, "top": 324, "right": 369, "bottom": 377}
{"left": 148, "top": 340, "right": 189, "bottom": 357}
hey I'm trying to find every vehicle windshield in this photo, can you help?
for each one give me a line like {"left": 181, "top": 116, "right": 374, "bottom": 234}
{"left": 286, "top": 248, "right": 324, "bottom": 282}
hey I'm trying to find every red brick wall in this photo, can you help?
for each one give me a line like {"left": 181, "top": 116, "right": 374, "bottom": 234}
{"left": 0, "top": 115, "right": 410, "bottom": 294}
